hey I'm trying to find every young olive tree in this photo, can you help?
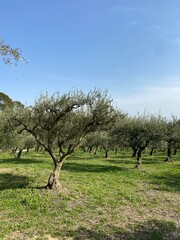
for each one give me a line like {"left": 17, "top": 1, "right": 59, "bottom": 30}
{"left": 13, "top": 89, "right": 117, "bottom": 190}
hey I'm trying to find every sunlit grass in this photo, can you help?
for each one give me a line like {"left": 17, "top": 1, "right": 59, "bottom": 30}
{"left": 0, "top": 149, "right": 179, "bottom": 239}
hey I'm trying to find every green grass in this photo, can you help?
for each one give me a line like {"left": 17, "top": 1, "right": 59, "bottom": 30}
{"left": 0, "top": 149, "right": 179, "bottom": 239}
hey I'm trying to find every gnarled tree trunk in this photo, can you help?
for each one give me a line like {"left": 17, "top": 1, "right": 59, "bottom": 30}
{"left": 136, "top": 147, "right": 145, "bottom": 169}
{"left": 165, "top": 143, "right": 173, "bottom": 162}
{"left": 45, "top": 162, "right": 63, "bottom": 190}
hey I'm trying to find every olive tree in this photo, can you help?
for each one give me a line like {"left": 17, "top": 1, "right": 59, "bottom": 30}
{"left": 82, "top": 111, "right": 125, "bottom": 156}
{"left": 82, "top": 132, "right": 102, "bottom": 154}
{"left": 83, "top": 131, "right": 111, "bottom": 157}
{"left": 113, "top": 114, "right": 165, "bottom": 168}
{"left": 164, "top": 117, "right": 180, "bottom": 162}
{"left": 13, "top": 89, "right": 117, "bottom": 190}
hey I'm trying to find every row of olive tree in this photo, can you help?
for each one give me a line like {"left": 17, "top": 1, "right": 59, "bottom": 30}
{"left": 81, "top": 114, "right": 180, "bottom": 168}
{"left": 0, "top": 90, "right": 179, "bottom": 189}
{"left": 112, "top": 114, "right": 180, "bottom": 168}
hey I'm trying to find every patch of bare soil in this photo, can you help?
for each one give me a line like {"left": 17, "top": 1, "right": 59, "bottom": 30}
{"left": 4, "top": 232, "right": 73, "bottom": 240}
{"left": 0, "top": 168, "right": 11, "bottom": 173}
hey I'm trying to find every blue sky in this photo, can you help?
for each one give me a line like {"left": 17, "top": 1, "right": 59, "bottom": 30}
{"left": 0, "top": 0, "right": 180, "bottom": 117}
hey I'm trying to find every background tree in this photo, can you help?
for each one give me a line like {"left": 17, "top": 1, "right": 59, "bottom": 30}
{"left": 0, "top": 92, "right": 14, "bottom": 110}
{"left": 82, "top": 132, "right": 102, "bottom": 154}
{"left": 12, "top": 89, "right": 118, "bottom": 190}
{"left": 113, "top": 114, "right": 165, "bottom": 168}
{"left": 164, "top": 117, "right": 180, "bottom": 162}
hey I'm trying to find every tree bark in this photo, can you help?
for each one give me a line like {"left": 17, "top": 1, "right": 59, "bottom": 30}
{"left": 115, "top": 148, "right": 118, "bottom": 155}
{"left": 136, "top": 147, "right": 145, "bottom": 169}
{"left": 105, "top": 149, "right": 109, "bottom": 158}
{"left": 11, "top": 147, "right": 18, "bottom": 154}
{"left": 164, "top": 141, "right": 173, "bottom": 162}
{"left": 45, "top": 161, "right": 63, "bottom": 190}
{"left": 17, "top": 149, "right": 23, "bottom": 159}
{"left": 150, "top": 147, "right": 154, "bottom": 156}
{"left": 94, "top": 146, "right": 98, "bottom": 155}
{"left": 88, "top": 146, "right": 93, "bottom": 153}
{"left": 131, "top": 147, "right": 138, "bottom": 157}
{"left": 174, "top": 148, "right": 177, "bottom": 155}
{"left": 35, "top": 144, "right": 40, "bottom": 153}
{"left": 165, "top": 144, "right": 173, "bottom": 162}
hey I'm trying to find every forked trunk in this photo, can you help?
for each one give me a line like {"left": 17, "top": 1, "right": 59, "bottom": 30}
{"left": 45, "top": 162, "right": 63, "bottom": 190}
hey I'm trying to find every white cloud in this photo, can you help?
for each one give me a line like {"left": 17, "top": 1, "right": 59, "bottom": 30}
{"left": 114, "top": 77, "right": 180, "bottom": 117}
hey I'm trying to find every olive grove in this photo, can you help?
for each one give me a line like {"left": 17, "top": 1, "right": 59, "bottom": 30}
{"left": 0, "top": 89, "right": 179, "bottom": 191}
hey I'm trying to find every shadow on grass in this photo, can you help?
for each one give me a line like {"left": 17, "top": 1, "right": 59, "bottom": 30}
{"left": 66, "top": 219, "right": 179, "bottom": 240}
{"left": 0, "top": 173, "right": 29, "bottom": 190}
{"left": 62, "top": 162, "right": 128, "bottom": 173}
{"left": 67, "top": 154, "right": 103, "bottom": 161}
{"left": 141, "top": 156, "right": 166, "bottom": 164}
{"left": 106, "top": 156, "right": 168, "bottom": 165}
{"left": 0, "top": 157, "right": 47, "bottom": 165}
{"left": 106, "top": 159, "right": 134, "bottom": 165}
{"left": 151, "top": 172, "right": 180, "bottom": 192}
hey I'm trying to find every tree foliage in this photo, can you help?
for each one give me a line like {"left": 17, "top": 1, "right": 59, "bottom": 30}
{"left": 12, "top": 89, "right": 118, "bottom": 190}
{"left": 112, "top": 114, "right": 165, "bottom": 168}
{"left": 0, "top": 36, "right": 27, "bottom": 65}
{"left": 0, "top": 92, "right": 14, "bottom": 110}
{"left": 163, "top": 116, "right": 180, "bottom": 161}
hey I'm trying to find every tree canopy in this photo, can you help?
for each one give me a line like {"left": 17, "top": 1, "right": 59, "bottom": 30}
{"left": 11, "top": 89, "right": 118, "bottom": 190}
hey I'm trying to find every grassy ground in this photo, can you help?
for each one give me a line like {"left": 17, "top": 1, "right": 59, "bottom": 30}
{"left": 0, "top": 149, "right": 179, "bottom": 240}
